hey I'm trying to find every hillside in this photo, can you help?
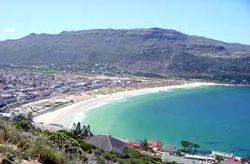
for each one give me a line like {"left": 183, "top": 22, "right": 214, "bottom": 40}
{"left": 1, "top": 28, "right": 250, "bottom": 82}
{"left": 0, "top": 118, "right": 161, "bottom": 164}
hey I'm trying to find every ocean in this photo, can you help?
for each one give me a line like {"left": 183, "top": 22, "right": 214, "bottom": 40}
{"left": 82, "top": 86, "right": 250, "bottom": 156}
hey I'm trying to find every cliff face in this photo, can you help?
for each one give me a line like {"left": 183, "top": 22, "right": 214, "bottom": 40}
{"left": 0, "top": 28, "right": 250, "bottom": 77}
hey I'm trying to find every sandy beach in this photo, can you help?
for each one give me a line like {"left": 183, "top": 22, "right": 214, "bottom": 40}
{"left": 34, "top": 82, "right": 219, "bottom": 128}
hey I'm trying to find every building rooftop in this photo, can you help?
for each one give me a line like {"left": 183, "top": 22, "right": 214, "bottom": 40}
{"left": 86, "top": 135, "right": 127, "bottom": 156}
{"left": 162, "top": 153, "right": 210, "bottom": 164}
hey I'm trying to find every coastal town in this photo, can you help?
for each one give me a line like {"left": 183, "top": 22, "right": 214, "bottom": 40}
{"left": 0, "top": 66, "right": 249, "bottom": 164}
{"left": 0, "top": 66, "right": 181, "bottom": 114}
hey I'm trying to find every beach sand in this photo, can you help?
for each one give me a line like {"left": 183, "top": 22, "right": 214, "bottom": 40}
{"left": 34, "top": 82, "right": 218, "bottom": 128}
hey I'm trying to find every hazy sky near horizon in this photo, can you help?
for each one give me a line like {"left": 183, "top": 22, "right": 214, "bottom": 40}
{"left": 0, "top": 0, "right": 249, "bottom": 44}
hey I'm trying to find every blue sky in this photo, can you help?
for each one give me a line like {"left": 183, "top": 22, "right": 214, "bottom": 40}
{"left": 0, "top": 0, "right": 249, "bottom": 44}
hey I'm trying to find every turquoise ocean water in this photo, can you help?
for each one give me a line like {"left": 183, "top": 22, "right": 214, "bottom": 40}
{"left": 82, "top": 86, "right": 250, "bottom": 156}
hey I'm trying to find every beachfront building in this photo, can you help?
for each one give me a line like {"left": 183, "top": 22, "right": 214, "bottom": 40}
{"left": 212, "top": 151, "right": 234, "bottom": 159}
{"left": 125, "top": 140, "right": 142, "bottom": 149}
{"left": 184, "top": 154, "right": 215, "bottom": 162}
{"left": 147, "top": 140, "right": 162, "bottom": 149}
{"left": 86, "top": 135, "right": 128, "bottom": 156}
{"left": 221, "top": 158, "right": 242, "bottom": 164}
{"left": 161, "top": 145, "right": 176, "bottom": 154}
{"left": 162, "top": 153, "right": 211, "bottom": 164}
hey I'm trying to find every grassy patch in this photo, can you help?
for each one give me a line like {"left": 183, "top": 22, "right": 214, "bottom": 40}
{"left": 29, "top": 143, "right": 65, "bottom": 164}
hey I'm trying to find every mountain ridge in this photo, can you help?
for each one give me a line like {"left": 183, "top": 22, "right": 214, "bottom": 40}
{"left": 5, "top": 27, "right": 250, "bottom": 46}
{"left": 0, "top": 28, "right": 250, "bottom": 82}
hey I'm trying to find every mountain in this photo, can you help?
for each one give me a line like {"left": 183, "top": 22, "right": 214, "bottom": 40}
{"left": 1, "top": 28, "right": 250, "bottom": 82}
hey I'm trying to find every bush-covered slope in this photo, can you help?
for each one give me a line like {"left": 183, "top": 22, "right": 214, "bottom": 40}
{"left": 0, "top": 119, "right": 162, "bottom": 164}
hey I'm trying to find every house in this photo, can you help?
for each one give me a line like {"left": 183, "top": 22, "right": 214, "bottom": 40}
{"left": 212, "top": 151, "right": 234, "bottom": 159}
{"left": 162, "top": 153, "right": 210, "bottom": 164}
{"left": 184, "top": 154, "right": 215, "bottom": 162}
{"left": 126, "top": 141, "right": 142, "bottom": 149}
{"left": 221, "top": 158, "right": 242, "bottom": 164}
{"left": 161, "top": 145, "right": 176, "bottom": 154}
{"left": 233, "top": 156, "right": 242, "bottom": 162}
{"left": 86, "top": 135, "right": 127, "bottom": 156}
{"left": 139, "top": 150, "right": 155, "bottom": 157}
{"left": 147, "top": 140, "right": 162, "bottom": 148}
{"left": 55, "top": 99, "right": 71, "bottom": 104}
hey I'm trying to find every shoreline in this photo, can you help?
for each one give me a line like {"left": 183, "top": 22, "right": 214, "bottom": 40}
{"left": 34, "top": 82, "right": 222, "bottom": 128}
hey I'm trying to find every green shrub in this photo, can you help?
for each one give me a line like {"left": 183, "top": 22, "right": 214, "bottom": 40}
{"left": 5, "top": 129, "right": 30, "bottom": 149}
{"left": 4, "top": 151, "right": 15, "bottom": 161}
{"left": 127, "top": 148, "right": 142, "bottom": 158}
{"left": 76, "top": 138, "right": 96, "bottom": 152}
{"left": 1, "top": 158, "right": 13, "bottom": 164}
{"left": 94, "top": 148, "right": 104, "bottom": 156}
{"left": 14, "top": 120, "right": 31, "bottom": 131}
{"left": 103, "top": 152, "right": 112, "bottom": 161}
{"left": 6, "top": 128, "right": 22, "bottom": 144}
{"left": 123, "top": 148, "right": 162, "bottom": 164}
{"left": 97, "top": 155, "right": 105, "bottom": 164}
{"left": 39, "top": 130, "right": 89, "bottom": 162}
{"left": 57, "top": 130, "right": 75, "bottom": 138}
{"left": 29, "top": 143, "right": 65, "bottom": 164}
{"left": 20, "top": 151, "right": 29, "bottom": 160}
{"left": 0, "top": 127, "right": 7, "bottom": 142}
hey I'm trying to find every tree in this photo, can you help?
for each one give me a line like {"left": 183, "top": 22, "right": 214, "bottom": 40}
{"left": 215, "top": 156, "right": 224, "bottom": 163}
{"left": 70, "top": 122, "right": 93, "bottom": 139}
{"left": 192, "top": 143, "right": 200, "bottom": 154}
{"left": 86, "top": 125, "right": 93, "bottom": 137}
{"left": 180, "top": 140, "right": 190, "bottom": 152}
{"left": 27, "top": 112, "right": 33, "bottom": 121}
{"left": 142, "top": 139, "right": 149, "bottom": 151}
{"left": 71, "top": 123, "right": 77, "bottom": 135}
{"left": 75, "top": 122, "right": 82, "bottom": 137}
{"left": 180, "top": 140, "right": 200, "bottom": 154}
